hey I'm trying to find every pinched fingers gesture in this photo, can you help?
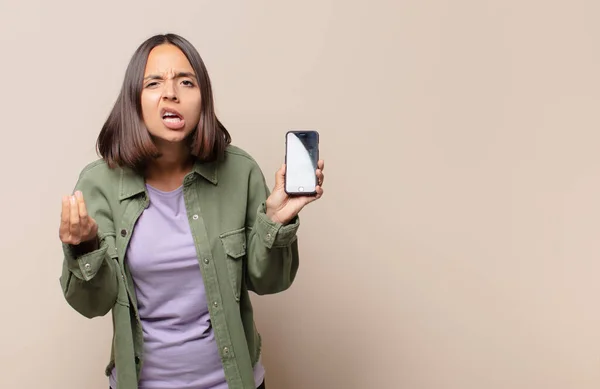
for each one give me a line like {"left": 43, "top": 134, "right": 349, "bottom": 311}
{"left": 59, "top": 191, "right": 98, "bottom": 246}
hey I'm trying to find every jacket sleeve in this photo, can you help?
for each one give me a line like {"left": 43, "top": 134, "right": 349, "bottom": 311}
{"left": 59, "top": 168, "right": 119, "bottom": 318}
{"left": 244, "top": 162, "right": 300, "bottom": 295}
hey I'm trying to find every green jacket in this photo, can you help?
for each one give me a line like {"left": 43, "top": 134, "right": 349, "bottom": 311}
{"left": 59, "top": 145, "right": 300, "bottom": 389}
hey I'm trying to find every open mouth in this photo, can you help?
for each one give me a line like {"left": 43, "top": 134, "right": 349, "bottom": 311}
{"left": 161, "top": 108, "right": 185, "bottom": 130}
{"left": 162, "top": 109, "right": 183, "bottom": 121}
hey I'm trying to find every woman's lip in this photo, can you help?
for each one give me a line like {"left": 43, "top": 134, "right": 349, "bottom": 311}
{"left": 162, "top": 116, "right": 186, "bottom": 130}
{"left": 160, "top": 107, "right": 184, "bottom": 119}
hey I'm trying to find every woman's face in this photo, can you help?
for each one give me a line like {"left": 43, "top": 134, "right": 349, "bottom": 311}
{"left": 140, "top": 44, "right": 201, "bottom": 145}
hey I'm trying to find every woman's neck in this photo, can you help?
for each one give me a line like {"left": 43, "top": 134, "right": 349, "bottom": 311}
{"left": 145, "top": 142, "right": 194, "bottom": 191}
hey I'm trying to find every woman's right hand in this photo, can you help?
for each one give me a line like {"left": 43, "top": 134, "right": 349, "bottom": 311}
{"left": 59, "top": 190, "right": 98, "bottom": 247}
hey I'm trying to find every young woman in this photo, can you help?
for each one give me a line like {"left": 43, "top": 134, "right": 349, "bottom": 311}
{"left": 58, "top": 33, "right": 324, "bottom": 389}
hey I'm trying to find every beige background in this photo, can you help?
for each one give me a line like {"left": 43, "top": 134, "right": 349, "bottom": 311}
{"left": 1, "top": 0, "right": 599, "bottom": 388}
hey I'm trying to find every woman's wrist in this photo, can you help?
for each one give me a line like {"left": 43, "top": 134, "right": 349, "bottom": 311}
{"left": 71, "top": 236, "right": 99, "bottom": 256}
{"left": 266, "top": 208, "right": 286, "bottom": 225}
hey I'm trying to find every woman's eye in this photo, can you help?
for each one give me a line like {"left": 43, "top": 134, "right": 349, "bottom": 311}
{"left": 145, "top": 82, "right": 159, "bottom": 88}
{"left": 182, "top": 80, "right": 194, "bottom": 86}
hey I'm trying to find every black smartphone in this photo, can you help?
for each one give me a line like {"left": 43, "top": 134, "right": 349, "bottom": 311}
{"left": 285, "top": 130, "right": 320, "bottom": 196}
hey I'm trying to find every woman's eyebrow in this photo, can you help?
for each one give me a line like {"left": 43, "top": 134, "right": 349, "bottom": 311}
{"left": 143, "top": 71, "right": 197, "bottom": 81}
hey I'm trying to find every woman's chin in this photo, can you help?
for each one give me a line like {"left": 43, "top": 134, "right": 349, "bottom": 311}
{"left": 166, "top": 134, "right": 188, "bottom": 143}
{"left": 151, "top": 129, "right": 193, "bottom": 144}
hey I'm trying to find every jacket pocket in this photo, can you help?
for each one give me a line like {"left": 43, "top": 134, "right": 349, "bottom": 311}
{"left": 219, "top": 227, "right": 247, "bottom": 302}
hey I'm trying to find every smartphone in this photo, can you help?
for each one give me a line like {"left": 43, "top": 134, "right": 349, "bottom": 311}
{"left": 285, "top": 130, "right": 320, "bottom": 196}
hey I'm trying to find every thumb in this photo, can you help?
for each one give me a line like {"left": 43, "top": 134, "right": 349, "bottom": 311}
{"left": 274, "top": 164, "right": 286, "bottom": 188}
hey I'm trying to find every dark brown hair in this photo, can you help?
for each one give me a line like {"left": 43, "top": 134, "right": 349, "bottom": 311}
{"left": 96, "top": 33, "right": 231, "bottom": 171}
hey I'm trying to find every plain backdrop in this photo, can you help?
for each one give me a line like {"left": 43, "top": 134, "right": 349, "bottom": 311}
{"left": 1, "top": 0, "right": 600, "bottom": 388}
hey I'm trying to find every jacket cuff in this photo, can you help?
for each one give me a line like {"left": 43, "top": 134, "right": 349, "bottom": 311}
{"left": 255, "top": 203, "right": 299, "bottom": 249}
{"left": 63, "top": 238, "right": 109, "bottom": 282}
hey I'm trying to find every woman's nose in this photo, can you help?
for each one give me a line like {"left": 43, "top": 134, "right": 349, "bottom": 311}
{"left": 162, "top": 81, "right": 178, "bottom": 101}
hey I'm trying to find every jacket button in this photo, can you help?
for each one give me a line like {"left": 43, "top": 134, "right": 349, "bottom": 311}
{"left": 120, "top": 229, "right": 127, "bottom": 237}
{"left": 134, "top": 356, "right": 140, "bottom": 364}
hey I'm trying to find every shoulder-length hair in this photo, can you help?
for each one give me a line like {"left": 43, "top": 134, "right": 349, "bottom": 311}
{"left": 96, "top": 33, "right": 231, "bottom": 171}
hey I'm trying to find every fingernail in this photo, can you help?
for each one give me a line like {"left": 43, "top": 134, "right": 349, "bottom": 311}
{"left": 70, "top": 196, "right": 76, "bottom": 204}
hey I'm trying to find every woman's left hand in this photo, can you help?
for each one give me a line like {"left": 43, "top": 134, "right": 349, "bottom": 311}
{"left": 266, "top": 160, "right": 325, "bottom": 225}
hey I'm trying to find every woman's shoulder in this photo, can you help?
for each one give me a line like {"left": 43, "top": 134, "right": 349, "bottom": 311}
{"left": 223, "top": 144, "right": 262, "bottom": 170}
{"left": 217, "top": 144, "right": 268, "bottom": 183}
{"left": 224, "top": 144, "right": 258, "bottom": 163}
{"left": 75, "top": 158, "right": 122, "bottom": 186}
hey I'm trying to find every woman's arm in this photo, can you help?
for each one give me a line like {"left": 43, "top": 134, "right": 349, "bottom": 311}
{"left": 59, "top": 167, "right": 119, "bottom": 318}
{"left": 244, "top": 163, "right": 301, "bottom": 295}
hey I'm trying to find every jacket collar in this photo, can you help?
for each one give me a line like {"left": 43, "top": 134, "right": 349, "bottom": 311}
{"left": 118, "top": 159, "right": 218, "bottom": 201}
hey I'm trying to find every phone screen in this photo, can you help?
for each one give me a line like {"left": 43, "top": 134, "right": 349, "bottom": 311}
{"left": 285, "top": 131, "right": 319, "bottom": 195}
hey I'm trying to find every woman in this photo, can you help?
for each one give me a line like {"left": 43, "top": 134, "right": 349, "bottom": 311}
{"left": 58, "top": 33, "right": 324, "bottom": 389}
